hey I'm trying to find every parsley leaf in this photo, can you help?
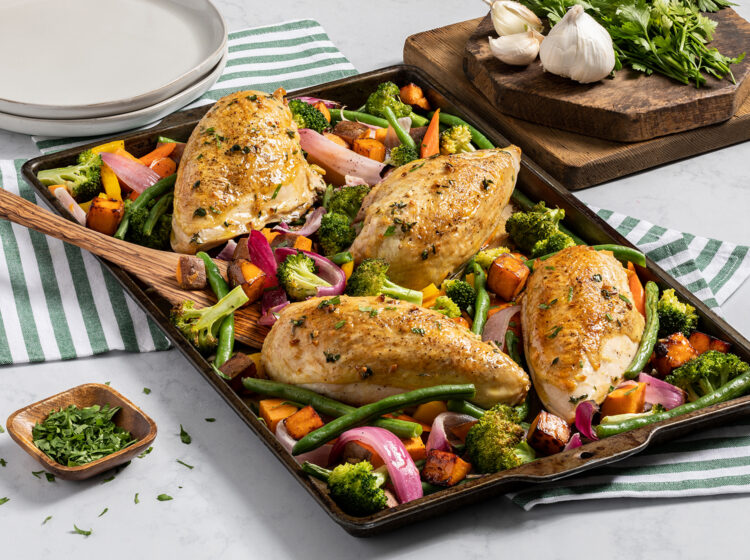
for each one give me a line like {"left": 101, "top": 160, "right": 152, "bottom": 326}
{"left": 134, "top": 493, "right": 140, "bottom": 504}
{"left": 142, "top": 387, "right": 151, "bottom": 394}
{"left": 72, "top": 524, "right": 92, "bottom": 536}
{"left": 42, "top": 516, "right": 52, "bottom": 525}
{"left": 205, "top": 418, "right": 216, "bottom": 423}
{"left": 179, "top": 425, "right": 192, "bottom": 445}
{"left": 0, "top": 497, "right": 8, "bottom": 506}
{"left": 137, "top": 446, "right": 153, "bottom": 459}
{"left": 177, "top": 459, "right": 194, "bottom": 470}
{"left": 98, "top": 508, "right": 108, "bottom": 517}
{"left": 157, "top": 494, "right": 173, "bottom": 501}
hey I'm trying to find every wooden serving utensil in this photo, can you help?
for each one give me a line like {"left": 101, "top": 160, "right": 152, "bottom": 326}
{"left": 0, "top": 188, "right": 267, "bottom": 348}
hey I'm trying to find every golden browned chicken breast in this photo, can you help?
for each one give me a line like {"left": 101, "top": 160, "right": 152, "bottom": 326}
{"left": 171, "top": 89, "right": 325, "bottom": 253}
{"left": 349, "top": 147, "right": 521, "bottom": 290}
{"left": 521, "top": 246, "right": 645, "bottom": 422}
{"left": 261, "top": 295, "right": 529, "bottom": 408}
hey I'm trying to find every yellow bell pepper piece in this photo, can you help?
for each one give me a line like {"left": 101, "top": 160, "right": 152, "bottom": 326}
{"left": 91, "top": 140, "right": 124, "bottom": 154}
{"left": 342, "top": 260, "right": 354, "bottom": 280}
{"left": 465, "top": 273, "right": 475, "bottom": 288}
{"left": 79, "top": 199, "right": 94, "bottom": 213}
{"left": 421, "top": 283, "right": 444, "bottom": 308}
{"left": 101, "top": 163, "right": 121, "bottom": 201}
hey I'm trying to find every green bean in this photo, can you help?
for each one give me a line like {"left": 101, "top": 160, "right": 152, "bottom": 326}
{"left": 329, "top": 109, "right": 388, "bottom": 128}
{"left": 428, "top": 111, "right": 494, "bottom": 150}
{"left": 596, "top": 369, "right": 750, "bottom": 438}
{"left": 409, "top": 112, "right": 429, "bottom": 127}
{"left": 292, "top": 384, "right": 476, "bottom": 455}
{"left": 447, "top": 398, "right": 529, "bottom": 422}
{"left": 505, "top": 331, "right": 524, "bottom": 368}
{"left": 142, "top": 193, "right": 173, "bottom": 237}
{"left": 196, "top": 252, "right": 234, "bottom": 367}
{"left": 624, "top": 281, "right": 660, "bottom": 379}
{"left": 422, "top": 479, "right": 469, "bottom": 495}
{"left": 509, "top": 190, "right": 586, "bottom": 245}
{"left": 383, "top": 106, "right": 416, "bottom": 150}
{"left": 470, "top": 262, "right": 490, "bottom": 336}
{"left": 329, "top": 251, "right": 353, "bottom": 265}
{"left": 526, "top": 244, "right": 646, "bottom": 270}
{"left": 157, "top": 136, "right": 181, "bottom": 144}
{"left": 241, "top": 378, "right": 422, "bottom": 439}
{"left": 446, "top": 399, "right": 485, "bottom": 419}
{"left": 114, "top": 173, "right": 176, "bottom": 240}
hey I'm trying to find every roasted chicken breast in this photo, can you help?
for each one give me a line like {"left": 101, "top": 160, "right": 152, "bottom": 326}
{"left": 261, "top": 295, "right": 529, "bottom": 408}
{"left": 171, "top": 89, "right": 325, "bottom": 253}
{"left": 521, "top": 246, "right": 645, "bottom": 422}
{"left": 350, "top": 147, "right": 521, "bottom": 290}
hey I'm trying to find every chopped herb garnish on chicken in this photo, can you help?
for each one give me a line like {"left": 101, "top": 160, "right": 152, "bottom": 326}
{"left": 345, "top": 258, "right": 423, "bottom": 305}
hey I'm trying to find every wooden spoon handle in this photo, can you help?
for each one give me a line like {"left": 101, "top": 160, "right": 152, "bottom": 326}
{"left": 0, "top": 187, "right": 170, "bottom": 271}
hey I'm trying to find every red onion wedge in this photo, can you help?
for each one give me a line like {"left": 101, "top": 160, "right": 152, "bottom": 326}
{"left": 426, "top": 412, "right": 477, "bottom": 453}
{"left": 274, "top": 247, "right": 346, "bottom": 297}
{"left": 564, "top": 433, "right": 583, "bottom": 451}
{"left": 482, "top": 305, "right": 521, "bottom": 349}
{"left": 100, "top": 152, "right": 160, "bottom": 194}
{"left": 298, "top": 128, "right": 385, "bottom": 186}
{"left": 330, "top": 427, "right": 423, "bottom": 504}
{"left": 574, "top": 400, "right": 599, "bottom": 441}
{"left": 248, "top": 230, "right": 278, "bottom": 288}
{"left": 345, "top": 175, "right": 367, "bottom": 186}
{"left": 639, "top": 372, "right": 687, "bottom": 410}
{"left": 49, "top": 185, "right": 86, "bottom": 225}
{"left": 258, "top": 299, "right": 289, "bottom": 327}
{"left": 291, "top": 96, "right": 341, "bottom": 109}
{"left": 383, "top": 117, "right": 412, "bottom": 150}
{"left": 276, "top": 420, "right": 331, "bottom": 466}
{"left": 216, "top": 239, "right": 237, "bottom": 261}
{"left": 272, "top": 206, "right": 326, "bottom": 237}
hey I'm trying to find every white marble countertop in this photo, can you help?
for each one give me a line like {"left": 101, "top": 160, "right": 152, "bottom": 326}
{"left": 0, "top": 1, "right": 748, "bottom": 558}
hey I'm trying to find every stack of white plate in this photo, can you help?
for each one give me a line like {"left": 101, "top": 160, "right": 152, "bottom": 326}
{"left": 0, "top": 0, "right": 227, "bottom": 137}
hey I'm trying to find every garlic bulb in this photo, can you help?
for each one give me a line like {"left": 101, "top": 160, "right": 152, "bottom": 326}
{"left": 488, "top": 30, "right": 541, "bottom": 66}
{"left": 539, "top": 5, "right": 615, "bottom": 84}
{"left": 489, "top": 0, "right": 543, "bottom": 36}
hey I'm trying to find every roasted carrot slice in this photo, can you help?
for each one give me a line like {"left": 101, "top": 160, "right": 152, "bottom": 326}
{"left": 420, "top": 108, "right": 441, "bottom": 158}
{"left": 139, "top": 143, "right": 176, "bottom": 166}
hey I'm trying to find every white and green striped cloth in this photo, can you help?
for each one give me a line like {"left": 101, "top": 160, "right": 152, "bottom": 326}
{"left": 4, "top": 17, "right": 750, "bottom": 511}
{"left": 0, "top": 19, "right": 356, "bottom": 363}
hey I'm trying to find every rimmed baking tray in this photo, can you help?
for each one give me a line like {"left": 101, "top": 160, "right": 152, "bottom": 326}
{"left": 21, "top": 65, "right": 750, "bottom": 537}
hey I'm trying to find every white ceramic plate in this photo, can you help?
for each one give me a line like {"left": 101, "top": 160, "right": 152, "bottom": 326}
{"left": 0, "top": 49, "right": 226, "bottom": 137}
{"left": 0, "top": 0, "right": 226, "bottom": 119}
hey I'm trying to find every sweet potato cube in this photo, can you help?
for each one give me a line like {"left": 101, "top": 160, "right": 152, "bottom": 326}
{"left": 313, "top": 101, "right": 331, "bottom": 122}
{"left": 526, "top": 411, "right": 571, "bottom": 456}
{"left": 422, "top": 449, "right": 471, "bottom": 487}
{"left": 412, "top": 401, "right": 448, "bottom": 426}
{"left": 293, "top": 235, "right": 313, "bottom": 251}
{"left": 401, "top": 436, "right": 426, "bottom": 462}
{"left": 399, "top": 83, "right": 430, "bottom": 110}
{"left": 709, "top": 338, "right": 732, "bottom": 353}
{"left": 688, "top": 331, "right": 711, "bottom": 354}
{"left": 323, "top": 132, "right": 348, "bottom": 148}
{"left": 86, "top": 196, "right": 124, "bottom": 235}
{"left": 352, "top": 138, "right": 386, "bottom": 163}
{"left": 258, "top": 399, "right": 298, "bottom": 433}
{"left": 284, "top": 405, "right": 324, "bottom": 439}
{"left": 601, "top": 382, "right": 647, "bottom": 418}
{"left": 449, "top": 420, "right": 477, "bottom": 443}
{"left": 651, "top": 333, "right": 699, "bottom": 377}
{"left": 227, "top": 259, "right": 266, "bottom": 304}
{"left": 176, "top": 255, "right": 207, "bottom": 290}
{"left": 487, "top": 253, "right": 530, "bottom": 301}
{"left": 220, "top": 352, "right": 262, "bottom": 394}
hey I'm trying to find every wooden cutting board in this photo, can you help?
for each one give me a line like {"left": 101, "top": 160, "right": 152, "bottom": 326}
{"left": 403, "top": 18, "right": 750, "bottom": 189}
{"left": 464, "top": 10, "right": 750, "bottom": 142}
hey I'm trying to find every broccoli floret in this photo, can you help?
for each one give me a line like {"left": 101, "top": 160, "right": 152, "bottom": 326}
{"left": 440, "top": 125, "right": 475, "bottom": 155}
{"left": 324, "top": 184, "right": 371, "bottom": 222}
{"left": 288, "top": 99, "right": 329, "bottom": 133}
{"left": 345, "top": 258, "right": 423, "bottom": 305}
{"left": 531, "top": 231, "right": 576, "bottom": 258}
{"left": 277, "top": 251, "right": 332, "bottom": 301}
{"left": 388, "top": 145, "right": 419, "bottom": 168}
{"left": 303, "top": 461, "right": 387, "bottom": 516}
{"left": 465, "top": 404, "right": 536, "bottom": 473}
{"left": 365, "top": 81, "right": 412, "bottom": 119}
{"left": 665, "top": 351, "right": 749, "bottom": 402}
{"left": 37, "top": 149, "right": 102, "bottom": 201}
{"left": 442, "top": 279, "right": 476, "bottom": 311}
{"left": 318, "top": 212, "right": 356, "bottom": 256}
{"left": 474, "top": 247, "right": 510, "bottom": 269}
{"left": 170, "top": 285, "right": 249, "bottom": 354}
{"left": 505, "top": 202, "right": 567, "bottom": 256}
{"left": 123, "top": 195, "right": 173, "bottom": 250}
{"left": 657, "top": 288, "right": 699, "bottom": 337}
{"left": 431, "top": 295, "right": 461, "bottom": 318}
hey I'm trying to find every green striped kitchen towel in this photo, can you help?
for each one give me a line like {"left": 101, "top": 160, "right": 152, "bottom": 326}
{"left": 505, "top": 212, "right": 750, "bottom": 510}
{"left": 0, "top": 18, "right": 357, "bottom": 363}
{"left": 32, "top": 19, "right": 358, "bottom": 154}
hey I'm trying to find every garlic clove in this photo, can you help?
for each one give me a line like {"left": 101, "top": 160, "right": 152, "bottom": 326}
{"left": 538, "top": 4, "right": 615, "bottom": 84}
{"left": 488, "top": 30, "right": 541, "bottom": 67}
{"left": 490, "top": 0, "right": 543, "bottom": 37}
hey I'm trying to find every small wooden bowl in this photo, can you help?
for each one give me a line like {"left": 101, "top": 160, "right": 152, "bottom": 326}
{"left": 5, "top": 383, "right": 157, "bottom": 480}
